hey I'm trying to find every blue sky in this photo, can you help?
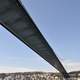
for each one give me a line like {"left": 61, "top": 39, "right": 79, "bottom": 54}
{"left": 0, "top": 0, "right": 80, "bottom": 72}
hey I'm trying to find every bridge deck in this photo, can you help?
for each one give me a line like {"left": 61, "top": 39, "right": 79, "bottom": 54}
{"left": 0, "top": 0, "right": 69, "bottom": 78}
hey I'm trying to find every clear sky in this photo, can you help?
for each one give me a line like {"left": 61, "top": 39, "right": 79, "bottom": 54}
{"left": 0, "top": 0, "right": 80, "bottom": 72}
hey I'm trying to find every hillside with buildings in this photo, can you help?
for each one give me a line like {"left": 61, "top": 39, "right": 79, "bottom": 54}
{"left": 0, "top": 71, "right": 80, "bottom": 80}
{"left": 0, "top": 72, "right": 62, "bottom": 80}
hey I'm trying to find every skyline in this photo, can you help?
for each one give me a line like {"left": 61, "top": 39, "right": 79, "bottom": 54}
{"left": 0, "top": 0, "right": 80, "bottom": 72}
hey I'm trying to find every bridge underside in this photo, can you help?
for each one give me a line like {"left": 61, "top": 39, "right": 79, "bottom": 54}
{"left": 0, "top": 0, "right": 69, "bottom": 78}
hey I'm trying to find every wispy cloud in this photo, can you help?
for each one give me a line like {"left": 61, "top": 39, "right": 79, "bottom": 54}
{"left": 0, "top": 66, "right": 58, "bottom": 73}
{"left": 0, "top": 67, "right": 36, "bottom": 73}
{"left": 62, "top": 60, "right": 80, "bottom": 72}
{"left": 0, "top": 60, "right": 80, "bottom": 73}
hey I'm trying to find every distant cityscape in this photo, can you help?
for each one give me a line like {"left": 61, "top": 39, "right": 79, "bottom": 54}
{"left": 0, "top": 71, "right": 80, "bottom": 80}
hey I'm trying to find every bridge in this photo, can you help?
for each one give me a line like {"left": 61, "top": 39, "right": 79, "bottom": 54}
{"left": 0, "top": 0, "right": 69, "bottom": 79}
